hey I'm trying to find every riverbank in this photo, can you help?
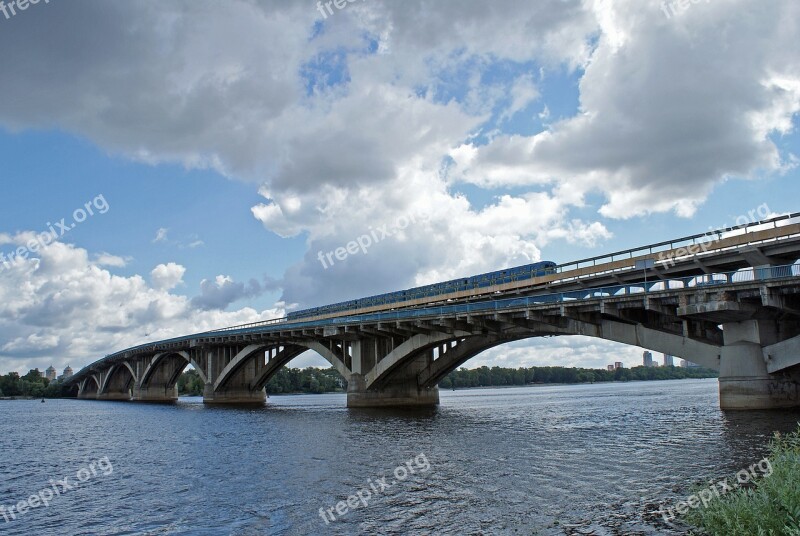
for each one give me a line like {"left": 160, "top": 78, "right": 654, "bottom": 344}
{"left": 683, "top": 425, "right": 800, "bottom": 535}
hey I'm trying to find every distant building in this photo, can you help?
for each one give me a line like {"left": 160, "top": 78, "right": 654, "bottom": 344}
{"left": 643, "top": 351, "right": 654, "bottom": 367}
{"left": 680, "top": 360, "right": 688, "bottom": 368}
{"left": 45, "top": 366, "right": 57, "bottom": 381}
{"left": 57, "top": 366, "right": 74, "bottom": 382}
{"left": 686, "top": 361, "right": 701, "bottom": 368}
{"left": 614, "top": 362, "right": 623, "bottom": 369}
{"left": 607, "top": 365, "right": 615, "bottom": 371}
{"left": 663, "top": 354, "right": 674, "bottom": 367}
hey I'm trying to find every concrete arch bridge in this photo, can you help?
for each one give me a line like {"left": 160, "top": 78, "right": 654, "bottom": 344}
{"left": 68, "top": 215, "right": 800, "bottom": 410}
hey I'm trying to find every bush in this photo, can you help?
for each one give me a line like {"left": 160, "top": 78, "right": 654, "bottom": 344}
{"left": 686, "top": 425, "right": 800, "bottom": 535}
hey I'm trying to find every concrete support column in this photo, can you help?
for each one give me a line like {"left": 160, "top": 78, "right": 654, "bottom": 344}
{"left": 132, "top": 355, "right": 180, "bottom": 403}
{"left": 77, "top": 378, "right": 99, "bottom": 400}
{"left": 347, "top": 350, "right": 439, "bottom": 408}
{"left": 203, "top": 347, "right": 266, "bottom": 405}
{"left": 719, "top": 319, "right": 800, "bottom": 409}
{"left": 132, "top": 382, "right": 178, "bottom": 402}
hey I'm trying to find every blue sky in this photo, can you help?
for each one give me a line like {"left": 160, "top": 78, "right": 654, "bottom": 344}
{"left": 0, "top": 0, "right": 798, "bottom": 374}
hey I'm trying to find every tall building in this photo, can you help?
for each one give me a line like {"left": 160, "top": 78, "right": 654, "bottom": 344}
{"left": 45, "top": 366, "right": 57, "bottom": 381}
{"left": 680, "top": 359, "right": 688, "bottom": 368}
{"left": 663, "top": 354, "right": 674, "bottom": 367}
{"left": 643, "top": 351, "right": 654, "bottom": 367}
{"left": 614, "top": 362, "right": 623, "bottom": 369}
{"left": 607, "top": 365, "right": 615, "bottom": 371}
{"left": 58, "top": 366, "right": 74, "bottom": 381}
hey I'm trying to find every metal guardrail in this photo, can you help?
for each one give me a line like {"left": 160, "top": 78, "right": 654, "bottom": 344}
{"left": 554, "top": 211, "right": 800, "bottom": 272}
{"left": 204, "top": 264, "right": 800, "bottom": 336}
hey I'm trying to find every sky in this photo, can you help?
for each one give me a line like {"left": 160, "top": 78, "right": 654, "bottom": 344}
{"left": 0, "top": 0, "right": 798, "bottom": 375}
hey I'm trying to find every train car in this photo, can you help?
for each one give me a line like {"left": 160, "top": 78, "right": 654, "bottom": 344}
{"left": 286, "top": 260, "right": 558, "bottom": 321}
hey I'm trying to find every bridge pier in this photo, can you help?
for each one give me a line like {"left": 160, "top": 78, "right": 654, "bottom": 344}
{"left": 718, "top": 319, "right": 800, "bottom": 409}
{"left": 349, "top": 343, "right": 440, "bottom": 408}
{"left": 132, "top": 383, "right": 178, "bottom": 402}
{"left": 202, "top": 346, "right": 267, "bottom": 405}
{"left": 132, "top": 357, "right": 181, "bottom": 402}
{"left": 203, "top": 382, "right": 266, "bottom": 404}
{"left": 347, "top": 373, "right": 440, "bottom": 408}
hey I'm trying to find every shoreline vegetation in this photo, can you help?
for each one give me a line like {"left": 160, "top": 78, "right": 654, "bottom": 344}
{"left": 0, "top": 364, "right": 719, "bottom": 399}
{"left": 684, "top": 425, "right": 800, "bottom": 535}
{"left": 0, "top": 369, "right": 72, "bottom": 399}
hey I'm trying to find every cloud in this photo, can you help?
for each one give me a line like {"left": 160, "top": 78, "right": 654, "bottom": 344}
{"left": 92, "top": 253, "right": 129, "bottom": 268}
{"left": 0, "top": 239, "right": 282, "bottom": 374}
{"left": 191, "top": 275, "right": 266, "bottom": 311}
{"left": 153, "top": 228, "right": 169, "bottom": 243}
{"left": 447, "top": 0, "right": 800, "bottom": 219}
{"left": 150, "top": 262, "right": 186, "bottom": 291}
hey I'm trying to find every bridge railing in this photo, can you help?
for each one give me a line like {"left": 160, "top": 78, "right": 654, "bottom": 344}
{"left": 204, "top": 263, "right": 800, "bottom": 337}
{"left": 552, "top": 212, "right": 800, "bottom": 277}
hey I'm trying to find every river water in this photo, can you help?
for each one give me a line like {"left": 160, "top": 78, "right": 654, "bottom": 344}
{"left": 1, "top": 378, "right": 798, "bottom": 535}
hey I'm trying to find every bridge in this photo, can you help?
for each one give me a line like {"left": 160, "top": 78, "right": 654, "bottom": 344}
{"left": 67, "top": 213, "right": 800, "bottom": 410}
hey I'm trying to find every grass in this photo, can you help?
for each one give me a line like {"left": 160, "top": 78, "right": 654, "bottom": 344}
{"left": 685, "top": 424, "right": 800, "bottom": 535}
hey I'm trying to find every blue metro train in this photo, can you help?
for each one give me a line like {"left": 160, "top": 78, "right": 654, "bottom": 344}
{"left": 286, "top": 261, "right": 558, "bottom": 321}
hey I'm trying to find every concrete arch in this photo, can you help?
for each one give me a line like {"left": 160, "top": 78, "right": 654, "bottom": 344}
{"left": 365, "top": 331, "right": 466, "bottom": 389}
{"left": 417, "top": 335, "right": 529, "bottom": 388}
{"left": 78, "top": 374, "right": 101, "bottom": 398}
{"left": 204, "top": 341, "right": 352, "bottom": 403}
{"left": 88, "top": 374, "right": 101, "bottom": 391}
{"left": 300, "top": 341, "right": 352, "bottom": 381}
{"left": 570, "top": 318, "right": 722, "bottom": 370}
{"left": 370, "top": 318, "right": 723, "bottom": 391}
{"left": 141, "top": 351, "right": 207, "bottom": 387}
{"left": 250, "top": 346, "right": 310, "bottom": 391}
{"left": 213, "top": 344, "right": 271, "bottom": 392}
{"left": 99, "top": 363, "right": 136, "bottom": 395}
{"left": 120, "top": 361, "right": 137, "bottom": 382}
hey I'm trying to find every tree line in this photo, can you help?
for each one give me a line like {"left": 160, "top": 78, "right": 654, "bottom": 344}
{"left": 0, "top": 363, "right": 719, "bottom": 399}
{"left": 177, "top": 367, "right": 346, "bottom": 396}
{"left": 0, "top": 370, "right": 73, "bottom": 398}
{"left": 175, "top": 364, "right": 717, "bottom": 396}
{"left": 437, "top": 364, "right": 718, "bottom": 389}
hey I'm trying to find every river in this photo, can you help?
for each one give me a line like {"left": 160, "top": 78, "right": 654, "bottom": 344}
{"left": 1, "top": 378, "right": 798, "bottom": 535}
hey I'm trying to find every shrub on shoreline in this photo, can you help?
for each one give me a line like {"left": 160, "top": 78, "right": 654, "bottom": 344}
{"left": 686, "top": 424, "right": 800, "bottom": 535}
